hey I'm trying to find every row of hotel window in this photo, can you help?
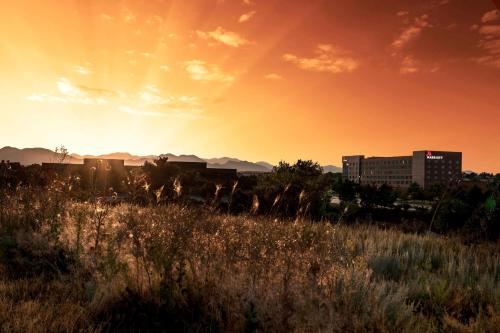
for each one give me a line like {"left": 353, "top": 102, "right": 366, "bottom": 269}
{"left": 427, "top": 160, "right": 460, "bottom": 164}
{"left": 426, "top": 170, "right": 459, "bottom": 175}
{"left": 365, "top": 159, "right": 410, "bottom": 165}
{"left": 369, "top": 181, "right": 412, "bottom": 185}
{"left": 364, "top": 175, "right": 412, "bottom": 180}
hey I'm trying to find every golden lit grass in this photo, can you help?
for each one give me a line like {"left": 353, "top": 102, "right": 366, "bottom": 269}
{"left": 0, "top": 195, "right": 499, "bottom": 332}
{"left": 0, "top": 275, "right": 98, "bottom": 332}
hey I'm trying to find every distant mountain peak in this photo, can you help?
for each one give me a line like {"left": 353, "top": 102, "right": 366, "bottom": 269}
{"left": 0, "top": 146, "right": 341, "bottom": 173}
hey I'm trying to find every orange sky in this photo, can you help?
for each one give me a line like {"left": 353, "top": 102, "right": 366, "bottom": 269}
{"left": 0, "top": 0, "right": 499, "bottom": 172}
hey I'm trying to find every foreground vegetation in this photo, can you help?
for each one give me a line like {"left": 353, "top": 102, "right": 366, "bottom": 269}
{"left": 1, "top": 187, "right": 499, "bottom": 332}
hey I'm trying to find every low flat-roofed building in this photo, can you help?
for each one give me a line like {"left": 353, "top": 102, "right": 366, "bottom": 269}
{"left": 42, "top": 162, "right": 84, "bottom": 175}
{"left": 166, "top": 161, "right": 207, "bottom": 171}
{"left": 1, "top": 160, "right": 22, "bottom": 170}
{"left": 203, "top": 167, "right": 237, "bottom": 181}
{"left": 361, "top": 156, "right": 413, "bottom": 187}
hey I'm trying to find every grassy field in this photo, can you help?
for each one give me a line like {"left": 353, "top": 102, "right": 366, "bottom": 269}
{"left": 0, "top": 189, "right": 499, "bottom": 332}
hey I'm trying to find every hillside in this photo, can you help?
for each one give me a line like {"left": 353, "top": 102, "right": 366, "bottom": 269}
{"left": 0, "top": 146, "right": 342, "bottom": 173}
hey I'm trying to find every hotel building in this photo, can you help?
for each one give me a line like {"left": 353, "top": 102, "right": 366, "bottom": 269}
{"left": 342, "top": 151, "right": 462, "bottom": 188}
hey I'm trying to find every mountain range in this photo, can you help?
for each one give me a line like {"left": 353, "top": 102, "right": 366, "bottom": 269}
{"left": 0, "top": 146, "right": 342, "bottom": 173}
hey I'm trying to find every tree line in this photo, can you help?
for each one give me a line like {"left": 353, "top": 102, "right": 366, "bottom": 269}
{"left": 1, "top": 157, "right": 499, "bottom": 240}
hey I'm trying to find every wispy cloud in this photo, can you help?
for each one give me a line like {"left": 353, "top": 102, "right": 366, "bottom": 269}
{"left": 239, "top": 11, "right": 256, "bottom": 23}
{"left": 390, "top": 13, "right": 440, "bottom": 75}
{"left": 478, "top": 25, "right": 500, "bottom": 36}
{"left": 391, "top": 14, "right": 431, "bottom": 51}
{"left": 27, "top": 78, "right": 118, "bottom": 105}
{"left": 100, "top": 13, "right": 114, "bottom": 21}
{"left": 196, "top": 27, "right": 249, "bottom": 47}
{"left": 399, "top": 56, "right": 420, "bottom": 74}
{"left": 265, "top": 73, "right": 283, "bottom": 80}
{"left": 481, "top": 10, "right": 500, "bottom": 23}
{"left": 73, "top": 65, "right": 92, "bottom": 76}
{"left": 160, "top": 65, "right": 170, "bottom": 72}
{"left": 185, "top": 60, "right": 235, "bottom": 83}
{"left": 121, "top": 85, "right": 203, "bottom": 118}
{"left": 283, "top": 44, "right": 359, "bottom": 74}
{"left": 26, "top": 79, "right": 204, "bottom": 119}
{"left": 472, "top": 10, "right": 500, "bottom": 69}
{"left": 398, "top": 55, "right": 439, "bottom": 75}
{"left": 123, "top": 8, "right": 136, "bottom": 23}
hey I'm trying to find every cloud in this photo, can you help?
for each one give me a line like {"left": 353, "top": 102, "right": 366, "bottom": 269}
{"left": 160, "top": 65, "right": 170, "bottom": 72}
{"left": 100, "top": 13, "right": 114, "bottom": 21}
{"left": 479, "top": 38, "right": 500, "bottom": 53}
{"left": 120, "top": 85, "right": 203, "bottom": 118}
{"left": 146, "top": 15, "right": 164, "bottom": 26}
{"left": 478, "top": 25, "right": 500, "bottom": 37}
{"left": 390, "top": 14, "right": 439, "bottom": 74}
{"left": 196, "top": 27, "right": 249, "bottom": 47}
{"left": 123, "top": 8, "right": 136, "bottom": 23}
{"left": 27, "top": 78, "right": 114, "bottom": 105}
{"left": 184, "top": 60, "right": 235, "bottom": 83}
{"left": 265, "top": 73, "right": 283, "bottom": 80}
{"left": 139, "top": 85, "right": 169, "bottom": 106}
{"left": 399, "top": 56, "right": 420, "bottom": 74}
{"left": 283, "top": 44, "right": 359, "bottom": 74}
{"left": 391, "top": 14, "right": 430, "bottom": 51}
{"left": 481, "top": 10, "right": 500, "bottom": 23}
{"left": 472, "top": 56, "right": 500, "bottom": 68}
{"left": 239, "top": 11, "right": 256, "bottom": 23}
{"left": 26, "top": 79, "right": 204, "bottom": 119}
{"left": 73, "top": 65, "right": 92, "bottom": 76}
{"left": 472, "top": 11, "right": 500, "bottom": 69}
{"left": 118, "top": 106, "right": 165, "bottom": 117}
{"left": 119, "top": 102, "right": 204, "bottom": 119}
{"left": 58, "top": 78, "right": 117, "bottom": 98}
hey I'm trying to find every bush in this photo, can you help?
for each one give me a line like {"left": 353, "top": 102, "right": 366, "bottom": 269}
{"left": 368, "top": 255, "right": 404, "bottom": 281}
{"left": 0, "top": 233, "right": 75, "bottom": 280}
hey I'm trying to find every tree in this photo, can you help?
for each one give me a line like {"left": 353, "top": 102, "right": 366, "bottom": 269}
{"left": 54, "top": 145, "right": 69, "bottom": 163}
{"left": 359, "top": 184, "right": 378, "bottom": 208}
{"left": 142, "top": 156, "right": 181, "bottom": 199}
{"left": 375, "top": 184, "right": 397, "bottom": 208}
{"left": 256, "top": 160, "right": 330, "bottom": 219}
{"left": 407, "top": 182, "right": 425, "bottom": 200}
{"left": 332, "top": 179, "right": 356, "bottom": 203}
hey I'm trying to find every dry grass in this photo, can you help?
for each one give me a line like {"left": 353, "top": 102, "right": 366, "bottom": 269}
{"left": 0, "top": 189, "right": 499, "bottom": 332}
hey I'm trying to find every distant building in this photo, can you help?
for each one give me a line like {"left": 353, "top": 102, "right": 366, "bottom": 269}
{"left": 342, "top": 150, "right": 462, "bottom": 188}
{"left": 167, "top": 161, "right": 208, "bottom": 171}
{"left": 41, "top": 163, "right": 82, "bottom": 174}
{"left": 161, "top": 161, "right": 237, "bottom": 181}
{"left": 203, "top": 167, "right": 238, "bottom": 181}
{"left": 0, "top": 160, "right": 21, "bottom": 170}
{"left": 42, "top": 158, "right": 237, "bottom": 191}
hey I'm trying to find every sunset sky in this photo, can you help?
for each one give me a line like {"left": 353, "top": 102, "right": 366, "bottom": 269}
{"left": 0, "top": 0, "right": 499, "bottom": 172}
